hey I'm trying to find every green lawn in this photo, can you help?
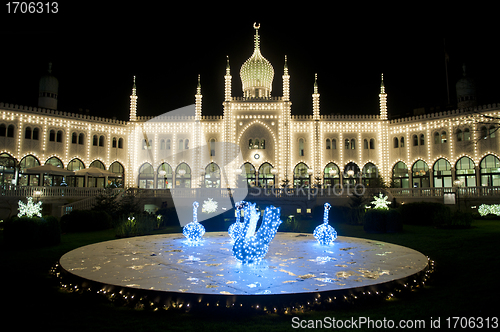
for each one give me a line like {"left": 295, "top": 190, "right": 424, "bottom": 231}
{"left": 1, "top": 221, "right": 499, "bottom": 331}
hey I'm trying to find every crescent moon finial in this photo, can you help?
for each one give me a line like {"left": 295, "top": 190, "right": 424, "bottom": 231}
{"left": 253, "top": 22, "right": 260, "bottom": 30}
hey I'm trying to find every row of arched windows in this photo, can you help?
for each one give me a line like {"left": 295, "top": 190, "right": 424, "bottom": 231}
{"left": 248, "top": 138, "right": 266, "bottom": 149}
{"left": 325, "top": 138, "right": 376, "bottom": 150}
{"left": 391, "top": 154, "right": 500, "bottom": 188}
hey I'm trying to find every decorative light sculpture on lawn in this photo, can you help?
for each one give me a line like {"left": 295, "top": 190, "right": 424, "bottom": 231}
{"left": 313, "top": 203, "right": 337, "bottom": 245}
{"left": 18, "top": 197, "right": 43, "bottom": 218}
{"left": 478, "top": 204, "right": 500, "bottom": 216}
{"left": 232, "top": 202, "right": 282, "bottom": 264}
{"left": 228, "top": 201, "right": 246, "bottom": 242}
{"left": 183, "top": 201, "right": 205, "bottom": 242}
{"left": 371, "top": 193, "right": 391, "bottom": 210}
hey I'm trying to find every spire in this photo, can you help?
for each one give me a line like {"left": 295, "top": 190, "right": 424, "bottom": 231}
{"left": 129, "top": 76, "right": 138, "bottom": 122}
{"left": 253, "top": 22, "right": 260, "bottom": 50}
{"left": 225, "top": 56, "right": 232, "bottom": 101}
{"left": 196, "top": 74, "right": 201, "bottom": 95}
{"left": 314, "top": 73, "right": 319, "bottom": 94}
{"left": 195, "top": 74, "right": 202, "bottom": 120}
{"left": 313, "top": 73, "right": 320, "bottom": 120}
{"left": 379, "top": 73, "right": 387, "bottom": 120}
{"left": 283, "top": 55, "right": 290, "bottom": 101}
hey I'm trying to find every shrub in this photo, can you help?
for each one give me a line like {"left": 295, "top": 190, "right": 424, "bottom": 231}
{"left": 60, "top": 210, "right": 112, "bottom": 232}
{"left": 3, "top": 215, "right": 60, "bottom": 247}
{"left": 115, "top": 214, "right": 158, "bottom": 238}
{"left": 398, "top": 202, "right": 451, "bottom": 226}
{"left": 363, "top": 208, "right": 403, "bottom": 233}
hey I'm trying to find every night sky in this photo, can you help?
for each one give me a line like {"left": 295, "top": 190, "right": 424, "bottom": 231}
{"left": 0, "top": 6, "right": 498, "bottom": 121}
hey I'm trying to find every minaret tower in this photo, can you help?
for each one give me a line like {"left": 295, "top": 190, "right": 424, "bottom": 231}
{"left": 195, "top": 74, "right": 202, "bottom": 121}
{"left": 129, "top": 76, "right": 138, "bottom": 122}
{"left": 312, "top": 73, "right": 321, "bottom": 183}
{"left": 38, "top": 62, "right": 58, "bottom": 110}
{"left": 379, "top": 73, "right": 387, "bottom": 120}
{"left": 225, "top": 56, "right": 232, "bottom": 102}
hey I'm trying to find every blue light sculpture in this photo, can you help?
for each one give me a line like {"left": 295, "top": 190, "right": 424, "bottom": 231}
{"left": 228, "top": 201, "right": 246, "bottom": 242}
{"left": 313, "top": 203, "right": 337, "bottom": 245}
{"left": 232, "top": 203, "right": 282, "bottom": 264}
{"left": 183, "top": 201, "right": 205, "bottom": 243}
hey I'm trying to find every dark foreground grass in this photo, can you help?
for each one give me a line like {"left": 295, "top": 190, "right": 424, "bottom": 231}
{"left": 1, "top": 221, "right": 499, "bottom": 331}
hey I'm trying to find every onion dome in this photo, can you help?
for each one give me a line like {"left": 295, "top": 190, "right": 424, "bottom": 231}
{"left": 240, "top": 23, "right": 274, "bottom": 98}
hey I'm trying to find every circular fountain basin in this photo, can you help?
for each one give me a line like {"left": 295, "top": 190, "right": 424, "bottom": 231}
{"left": 58, "top": 232, "right": 430, "bottom": 311}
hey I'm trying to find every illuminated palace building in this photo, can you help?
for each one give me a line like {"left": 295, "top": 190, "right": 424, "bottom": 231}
{"left": 1, "top": 24, "right": 500, "bottom": 192}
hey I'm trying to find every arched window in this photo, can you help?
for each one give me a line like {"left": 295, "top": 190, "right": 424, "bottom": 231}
{"left": 72, "top": 132, "right": 77, "bottom": 144}
{"left": 480, "top": 126, "right": 487, "bottom": 139}
{"left": 157, "top": 163, "right": 172, "bottom": 189}
{"left": 456, "top": 156, "right": 476, "bottom": 187}
{"left": 205, "top": 163, "right": 221, "bottom": 188}
{"left": 392, "top": 161, "right": 409, "bottom": 188}
{"left": 350, "top": 138, "right": 355, "bottom": 149}
{"left": 345, "top": 138, "right": 350, "bottom": 149}
{"left": 113, "top": 137, "right": 117, "bottom": 148}
{"left": 254, "top": 139, "right": 259, "bottom": 149}
{"left": 332, "top": 138, "right": 337, "bottom": 150}
{"left": 412, "top": 134, "right": 418, "bottom": 146}
{"left": 343, "top": 162, "right": 359, "bottom": 186}
{"left": 7, "top": 125, "right": 14, "bottom": 137}
{"left": 49, "top": 130, "right": 56, "bottom": 141}
{"left": 363, "top": 139, "right": 368, "bottom": 149}
{"left": 441, "top": 131, "right": 447, "bottom": 143}
{"left": 456, "top": 129, "right": 463, "bottom": 142}
{"left": 93, "top": 135, "right": 98, "bottom": 146}
{"left": 0, "top": 124, "right": 6, "bottom": 136}
{"left": 434, "top": 132, "right": 440, "bottom": 144}
{"left": 362, "top": 163, "right": 379, "bottom": 187}
{"left": 178, "top": 139, "right": 184, "bottom": 150}
{"left": 400, "top": 136, "right": 404, "bottom": 147}
{"left": 25, "top": 126, "right": 32, "bottom": 139}
{"left": 412, "top": 160, "right": 430, "bottom": 188}
{"left": 19, "top": 155, "right": 40, "bottom": 186}
{"left": 464, "top": 128, "right": 470, "bottom": 141}
{"left": 109, "top": 161, "right": 124, "bottom": 187}
{"left": 175, "top": 163, "right": 191, "bottom": 188}
{"left": 480, "top": 154, "right": 500, "bottom": 186}
{"left": 32, "top": 127, "right": 39, "bottom": 140}
{"left": 293, "top": 162, "right": 310, "bottom": 188}
{"left": 489, "top": 126, "right": 496, "bottom": 138}
{"left": 118, "top": 137, "right": 123, "bottom": 148}
{"left": 166, "top": 139, "right": 171, "bottom": 150}
{"left": 260, "top": 139, "right": 265, "bottom": 149}
{"left": 420, "top": 134, "right": 425, "bottom": 145}
{"left": 298, "top": 138, "right": 304, "bottom": 156}
{"left": 67, "top": 158, "right": 85, "bottom": 171}
{"left": 394, "top": 137, "right": 399, "bottom": 148}
{"left": 56, "top": 130, "right": 63, "bottom": 142}
{"left": 240, "top": 162, "right": 256, "bottom": 187}
{"left": 258, "top": 162, "right": 275, "bottom": 187}
{"left": 184, "top": 139, "right": 189, "bottom": 150}
{"left": 209, "top": 138, "right": 216, "bottom": 156}
{"left": 78, "top": 133, "right": 84, "bottom": 145}
{"left": 433, "top": 158, "right": 452, "bottom": 188}
{"left": 369, "top": 138, "right": 375, "bottom": 149}
{"left": 326, "top": 138, "right": 331, "bottom": 150}
{"left": 138, "top": 163, "right": 154, "bottom": 189}
{"left": 99, "top": 135, "right": 105, "bottom": 147}
{"left": 323, "top": 162, "right": 340, "bottom": 187}
{"left": 90, "top": 160, "right": 105, "bottom": 169}
{"left": 248, "top": 139, "right": 253, "bottom": 149}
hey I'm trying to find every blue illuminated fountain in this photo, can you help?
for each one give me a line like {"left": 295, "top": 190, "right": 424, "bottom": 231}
{"left": 313, "top": 203, "right": 337, "bottom": 245}
{"left": 232, "top": 202, "right": 282, "bottom": 264}
{"left": 183, "top": 201, "right": 205, "bottom": 243}
{"left": 228, "top": 201, "right": 246, "bottom": 242}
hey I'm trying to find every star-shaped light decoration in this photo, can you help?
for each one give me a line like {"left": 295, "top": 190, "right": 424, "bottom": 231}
{"left": 202, "top": 198, "right": 218, "bottom": 214}
{"left": 371, "top": 193, "right": 391, "bottom": 210}
{"left": 18, "top": 197, "right": 42, "bottom": 218}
